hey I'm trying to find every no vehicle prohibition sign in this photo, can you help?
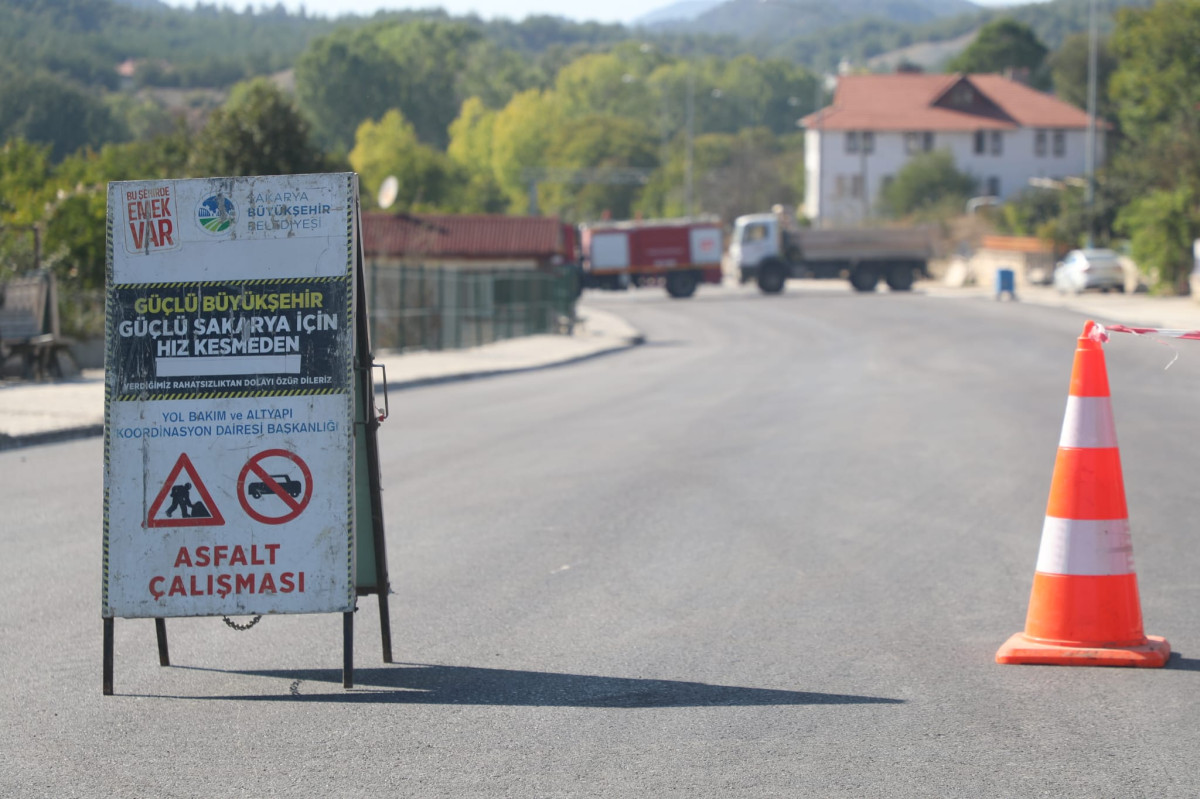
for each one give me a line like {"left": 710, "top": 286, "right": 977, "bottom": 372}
{"left": 237, "top": 448, "right": 314, "bottom": 524}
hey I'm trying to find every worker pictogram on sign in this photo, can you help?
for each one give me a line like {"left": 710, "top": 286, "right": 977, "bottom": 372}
{"left": 146, "top": 453, "right": 226, "bottom": 527}
{"left": 237, "top": 448, "right": 313, "bottom": 525}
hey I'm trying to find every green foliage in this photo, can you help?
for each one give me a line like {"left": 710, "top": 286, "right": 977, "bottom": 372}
{"left": 1107, "top": 0, "right": 1200, "bottom": 212}
{"left": 1109, "top": 0, "right": 1200, "bottom": 145}
{"left": 0, "top": 66, "right": 127, "bottom": 161}
{"left": 1047, "top": 32, "right": 1116, "bottom": 117}
{"left": 538, "top": 115, "right": 661, "bottom": 220}
{"left": 294, "top": 26, "right": 404, "bottom": 153}
{"left": 349, "top": 110, "right": 467, "bottom": 213}
{"left": 945, "top": 18, "right": 1048, "bottom": 79}
{"left": 1116, "top": 187, "right": 1200, "bottom": 295}
{"left": 998, "top": 188, "right": 1063, "bottom": 237}
{"left": 446, "top": 98, "right": 509, "bottom": 214}
{"left": 188, "top": 79, "right": 333, "bottom": 178}
{"left": 295, "top": 19, "right": 492, "bottom": 153}
{"left": 637, "top": 128, "right": 802, "bottom": 222}
{"left": 879, "top": 150, "right": 977, "bottom": 218}
{"left": 490, "top": 89, "right": 563, "bottom": 212}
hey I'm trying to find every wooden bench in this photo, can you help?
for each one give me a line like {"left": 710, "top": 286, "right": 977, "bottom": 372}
{"left": 0, "top": 273, "right": 73, "bottom": 380}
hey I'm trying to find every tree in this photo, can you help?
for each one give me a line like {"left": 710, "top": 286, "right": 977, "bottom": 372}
{"left": 295, "top": 20, "right": 484, "bottom": 153}
{"left": 372, "top": 21, "right": 482, "bottom": 149}
{"left": 1116, "top": 187, "right": 1200, "bottom": 295}
{"left": 1047, "top": 32, "right": 1116, "bottom": 119}
{"left": 457, "top": 41, "right": 539, "bottom": 111}
{"left": 537, "top": 114, "right": 660, "bottom": 220}
{"left": 1108, "top": 0, "right": 1200, "bottom": 196}
{"left": 446, "top": 98, "right": 508, "bottom": 214}
{"left": 349, "top": 110, "right": 466, "bottom": 213}
{"left": 637, "top": 128, "right": 803, "bottom": 222}
{"left": 188, "top": 79, "right": 332, "bottom": 178}
{"left": 553, "top": 51, "right": 658, "bottom": 122}
{"left": 294, "top": 26, "right": 403, "bottom": 153}
{"left": 489, "top": 89, "right": 562, "bottom": 213}
{"left": 0, "top": 66, "right": 126, "bottom": 161}
{"left": 879, "top": 150, "right": 977, "bottom": 218}
{"left": 946, "top": 19, "right": 1049, "bottom": 82}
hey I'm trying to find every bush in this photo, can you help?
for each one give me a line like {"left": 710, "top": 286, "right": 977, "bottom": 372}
{"left": 879, "top": 150, "right": 977, "bottom": 219}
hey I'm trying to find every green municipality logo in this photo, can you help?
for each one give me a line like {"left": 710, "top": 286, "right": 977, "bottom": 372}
{"left": 197, "top": 193, "right": 236, "bottom": 234}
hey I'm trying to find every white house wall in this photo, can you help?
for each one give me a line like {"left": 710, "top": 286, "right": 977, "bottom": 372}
{"left": 809, "top": 127, "right": 1102, "bottom": 228}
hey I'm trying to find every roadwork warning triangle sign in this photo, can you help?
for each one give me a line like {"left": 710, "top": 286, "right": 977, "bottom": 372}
{"left": 146, "top": 453, "right": 225, "bottom": 528}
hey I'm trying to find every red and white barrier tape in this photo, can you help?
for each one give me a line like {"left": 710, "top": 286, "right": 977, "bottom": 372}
{"left": 1089, "top": 322, "right": 1200, "bottom": 368}
{"left": 1091, "top": 323, "right": 1200, "bottom": 342}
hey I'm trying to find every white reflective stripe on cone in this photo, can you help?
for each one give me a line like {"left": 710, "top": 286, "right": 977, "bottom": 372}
{"left": 1059, "top": 395, "right": 1118, "bottom": 449}
{"left": 1035, "top": 516, "right": 1135, "bottom": 576}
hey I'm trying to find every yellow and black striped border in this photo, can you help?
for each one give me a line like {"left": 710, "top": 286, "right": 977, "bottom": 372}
{"left": 117, "top": 276, "right": 333, "bottom": 289}
{"left": 114, "top": 388, "right": 346, "bottom": 402}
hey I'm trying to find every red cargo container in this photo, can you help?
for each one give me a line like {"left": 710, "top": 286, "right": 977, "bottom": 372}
{"left": 580, "top": 218, "right": 723, "bottom": 299}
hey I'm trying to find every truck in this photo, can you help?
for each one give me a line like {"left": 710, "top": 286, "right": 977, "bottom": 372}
{"left": 579, "top": 218, "right": 724, "bottom": 299}
{"left": 728, "top": 208, "right": 933, "bottom": 294}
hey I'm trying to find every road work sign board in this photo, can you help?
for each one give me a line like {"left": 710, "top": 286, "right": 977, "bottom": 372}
{"left": 102, "top": 174, "right": 359, "bottom": 619}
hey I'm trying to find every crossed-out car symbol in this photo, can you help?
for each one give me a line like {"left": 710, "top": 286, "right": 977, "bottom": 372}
{"left": 248, "top": 473, "right": 302, "bottom": 500}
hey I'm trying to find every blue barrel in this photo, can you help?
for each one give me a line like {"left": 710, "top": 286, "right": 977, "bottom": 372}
{"left": 995, "top": 268, "right": 1016, "bottom": 298}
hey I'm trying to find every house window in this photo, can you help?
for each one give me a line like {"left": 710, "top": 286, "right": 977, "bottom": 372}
{"left": 846, "top": 131, "right": 859, "bottom": 154}
{"left": 990, "top": 131, "right": 1002, "bottom": 155}
{"left": 1053, "top": 130, "right": 1066, "bottom": 157}
{"left": 952, "top": 85, "right": 975, "bottom": 106}
{"left": 835, "top": 175, "right": 848, "bottom": 198}
{"left": 851, "top": 174, "right": 864, "bottom": 198}
{"left": 986, "top": 176, "right": 1001, "bottom": 197}
{"left": 906, "top": 132, "right": 934, "bottom": 154}
{"left": 974, "top": 131, "right": 986, "bottom": 155}
{"left": 1035, "top": 130, "right": 1047, "bottom": 157}
{"left": 862, "top": 131, "right": 874, "bottom": 154}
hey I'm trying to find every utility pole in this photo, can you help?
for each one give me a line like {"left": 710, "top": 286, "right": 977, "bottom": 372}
{"left": 685, "top": 70, "right": 695, "bottom": 219}
{"left": 1084, "top": 0, "right": 1098, "bottom": 248}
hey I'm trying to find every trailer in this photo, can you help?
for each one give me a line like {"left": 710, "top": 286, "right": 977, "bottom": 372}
{"left": 579, "top": 218, "right": 724, "bottom": 299}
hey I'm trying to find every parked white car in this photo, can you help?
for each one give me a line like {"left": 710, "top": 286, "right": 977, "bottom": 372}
{"left": 1053, "top": 249, "right": 1127, "bottom": 294}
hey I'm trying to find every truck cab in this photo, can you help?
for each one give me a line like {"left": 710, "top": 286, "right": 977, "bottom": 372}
{"left": 729, "top": 213, "right": 782, "bottom": 286}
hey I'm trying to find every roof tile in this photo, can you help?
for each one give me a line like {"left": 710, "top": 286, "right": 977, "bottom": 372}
{"left": 800, "top": 73, "right": 1095, "bottom": 131}
{"left": 362, "top": 213, "right": 573, "bottom": 261}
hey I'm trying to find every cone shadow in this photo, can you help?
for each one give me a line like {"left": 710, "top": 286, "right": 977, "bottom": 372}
{"left": 158, "top": 663, "right": 905, "bottom": 706}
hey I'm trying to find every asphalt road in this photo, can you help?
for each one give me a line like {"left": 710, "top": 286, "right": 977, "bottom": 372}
{"left": 5, "top": 281, "right": 1200, "bottom": 797}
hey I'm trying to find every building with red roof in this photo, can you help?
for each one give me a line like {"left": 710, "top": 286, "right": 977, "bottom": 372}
{"left": 798, "top": 73, "right": 1103, "bottom": 226}
{"left": 361, "top": 212, "right": 576, "bottom": 270}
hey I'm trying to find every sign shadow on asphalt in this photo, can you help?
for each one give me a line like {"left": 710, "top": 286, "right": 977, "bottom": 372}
{"left": 129, "top": 663, "right": 904, "bottom": 707}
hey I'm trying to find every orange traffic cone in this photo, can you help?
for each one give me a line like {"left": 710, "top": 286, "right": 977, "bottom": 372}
{"left": 996, "top": 320, "right": 1170, "bottom": 667}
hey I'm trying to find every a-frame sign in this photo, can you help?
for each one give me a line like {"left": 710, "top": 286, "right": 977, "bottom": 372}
{"left": 102, "top": 173, "right": 392, "bottom": 694}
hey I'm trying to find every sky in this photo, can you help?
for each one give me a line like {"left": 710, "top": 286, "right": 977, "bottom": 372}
{"left": 157, "top": 0, "right": 1033, "bottom": 28}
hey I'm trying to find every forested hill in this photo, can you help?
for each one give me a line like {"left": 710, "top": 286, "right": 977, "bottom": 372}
{"left": 2, "top": 0, "right": 1155, "bottom": 94}
{"left": 647, "top": 0, "right": 979, "bottom": 42}
{"left": 0, "top": 0, "right": 651, "bottom": 90}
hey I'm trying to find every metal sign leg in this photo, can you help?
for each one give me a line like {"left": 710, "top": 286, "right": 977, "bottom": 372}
{"left": 377, "top": 593, "right": 393, "bottom": 664}
{"left": 103, "top": 618, "right": 114, "bottom": 696}
{"left": 342, "top": 610, "right": 354, "bottom": 689}
{"left": 155, "top": 618, "right": 170, "bottom": 666}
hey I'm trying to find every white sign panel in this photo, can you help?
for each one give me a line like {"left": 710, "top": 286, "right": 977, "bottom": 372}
{"left": 103, "top": 174, "right": 359, "bottom": 618}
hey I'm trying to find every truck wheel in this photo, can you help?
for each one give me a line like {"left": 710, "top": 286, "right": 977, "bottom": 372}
{"left": 757, "top": 261, "right": 787, "bottom": 294}
{"left": 850, "top": 265, "right": 878, "bottom": 292}
{"left": 665, "top": 270, "right": 698, "bottom": 299}
{"left": 885, "top": 264, "right": 914, "bottom": 292}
